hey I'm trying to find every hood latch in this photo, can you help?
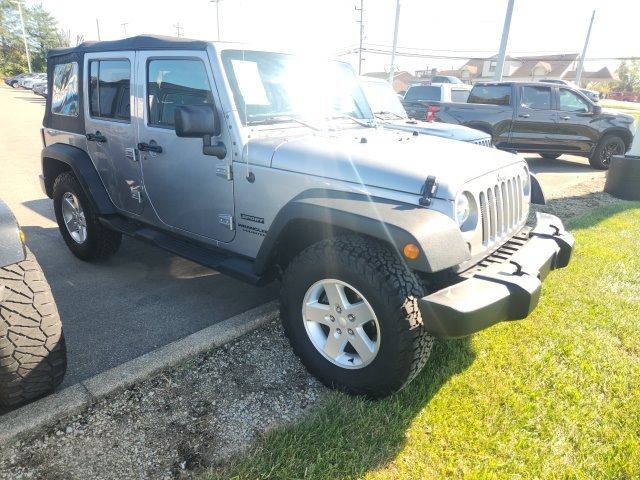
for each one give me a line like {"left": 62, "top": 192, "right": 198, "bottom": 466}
{"left": 419, "top": 176, "right": 438, "bottom": 206}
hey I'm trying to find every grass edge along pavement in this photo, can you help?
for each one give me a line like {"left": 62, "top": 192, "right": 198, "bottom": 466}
{"left": 207, "top": 201, "right": 640, "bottom": 480}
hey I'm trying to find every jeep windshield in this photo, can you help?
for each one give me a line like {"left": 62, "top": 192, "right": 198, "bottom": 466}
{"left": 221, "top": 49, "right": 373, "bottom": 127}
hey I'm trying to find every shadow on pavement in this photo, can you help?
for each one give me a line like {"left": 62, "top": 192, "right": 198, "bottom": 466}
{"left": 19, "top": 210, "right": 278, "bottom": 389}
{"left": 524, "top": 154, "right": 594, "bottom": 174}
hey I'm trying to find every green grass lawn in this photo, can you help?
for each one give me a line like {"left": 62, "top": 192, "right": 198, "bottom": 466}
{"left": 210, "top": 203, "right": 640, "bottom": 480}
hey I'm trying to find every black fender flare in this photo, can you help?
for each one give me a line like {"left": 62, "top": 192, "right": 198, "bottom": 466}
{"left": 41, "top": 143, "right": 117, "bottom": 215}
{"left": 0, "top": 198, "right": 26, "bottom": 268}
{"left": 253, "top": 189, "right": 470, "bottom": 275}
{"left": 529, "top": 173, "right": 546, "bottom": 205}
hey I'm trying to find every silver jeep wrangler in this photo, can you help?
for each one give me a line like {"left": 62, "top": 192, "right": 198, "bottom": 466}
{"left": 40, "top": 36, "right": 574, "bottom": 397}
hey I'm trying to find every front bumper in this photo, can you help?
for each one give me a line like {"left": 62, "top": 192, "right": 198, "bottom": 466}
{"left": 420, "top": 212, "right": 574, "bottom": 338}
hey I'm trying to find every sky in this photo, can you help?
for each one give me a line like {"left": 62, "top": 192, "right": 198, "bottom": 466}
{"left": 31, "top": 0, "right": 640, "bottom": 75}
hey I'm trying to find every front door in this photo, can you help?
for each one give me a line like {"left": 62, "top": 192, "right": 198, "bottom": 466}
{"left": 510, "top": 84, "right": 560, "bottom": 152}
{"left": 554, "top": 87, "right": 599, "bottom": 155}
{"left": 136, "top": 51, "right": 235, "bottom": 242}
{"left": 84, "top": 52, "right": 142, "bottom": 214}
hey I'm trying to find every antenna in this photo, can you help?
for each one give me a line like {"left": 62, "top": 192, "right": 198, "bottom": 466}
{"left": 355, "top": 0, "right": 364, "bottom": 75}
{"left": 173, "top": 22, "right": 183, "bottom": 38}
{"left": 121, "top": 22, "right": 128, "bottom": 37}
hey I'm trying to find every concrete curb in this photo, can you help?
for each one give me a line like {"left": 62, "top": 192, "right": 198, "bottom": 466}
{"left": 0, "top": 301, "right": 278, "bottom": 446}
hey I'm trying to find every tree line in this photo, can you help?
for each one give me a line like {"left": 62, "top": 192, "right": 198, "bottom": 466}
{"left": 0, "top": 1, "right": 68, "bottom": 76}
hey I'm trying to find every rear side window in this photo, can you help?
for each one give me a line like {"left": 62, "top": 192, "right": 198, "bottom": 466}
{"left": 403, "top": 86, "right": 441, "bottom": 102}
{"left": 147, "top": 58, "right": 213, "bottom": 128}
{"left": 521, "top": 86, "right": 552, "bottom": 110}
{"left": 51, "top": 62, "right": 79, "bottom": 116}
{"left": 450, "top": 89, "right": 470, "bottom": 103}
{"left": 468, "top": 85, "right": 511, "bottom": 106}
{"left": 89, "top": 60, "right": 131, "bottom": 121}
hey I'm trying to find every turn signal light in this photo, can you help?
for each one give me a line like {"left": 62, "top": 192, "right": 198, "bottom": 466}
{"left": 403, "top": 243, "right": 420, "bottom": 260}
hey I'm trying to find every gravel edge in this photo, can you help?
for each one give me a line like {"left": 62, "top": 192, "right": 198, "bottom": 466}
{"left": 0, "top": 301, "right": 278, "bottom": 446}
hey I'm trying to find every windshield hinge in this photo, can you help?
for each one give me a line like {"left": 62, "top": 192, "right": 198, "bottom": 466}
{"left": 419, "top": 176, "right": 438, "bottom": 206}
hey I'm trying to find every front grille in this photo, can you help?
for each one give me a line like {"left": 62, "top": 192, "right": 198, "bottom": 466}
{"left": 478, "top": 174, "right": 525, "bottom": 246}
{"left": 471, "top": 138, "right": 493, "bottom": 148}
{"left": 461, "top": 227, "right": 531, "bottom": 277}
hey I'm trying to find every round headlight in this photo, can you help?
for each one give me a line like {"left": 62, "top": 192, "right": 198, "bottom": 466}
{"left": 455, "top": 193, "right": 471, "bottom": 226}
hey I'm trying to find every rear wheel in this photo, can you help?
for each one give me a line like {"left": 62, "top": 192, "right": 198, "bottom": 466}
{"left": 539, "top": 153, "right": 561, "bottom": 160}
{"left": 280, "top": 235, "right": 433, "bottom": 397}
{"left": 589, "top": 135, "right": 625, "bottom": 170}
{"left": 0, "top": 249, "right": 66, "bottom": 408}
{"left": 53, "top": 172, "right": 122, "bottom": 261}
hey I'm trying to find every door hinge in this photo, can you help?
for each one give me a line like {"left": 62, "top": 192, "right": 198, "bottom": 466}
{"left": 216, "top": 164, "right": 233, "bottom": 181}
{"left": 125, "top": 147, "right": 138, "bottom": 162}
{"left": 218, "top": 214, "right": 234, "bottom": 230}
{"left": 130, "top": 185, "right": 143, "bottom": 203}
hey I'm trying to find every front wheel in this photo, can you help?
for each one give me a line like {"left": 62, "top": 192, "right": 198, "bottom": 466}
{"left": 280, "top": 236, "right": 434, "bottom": 397}
{"left": 590, "top": 135, "right": 625, "bottom": 170}
{"left": 0, "top": 249, "right": 66, "bottom": 408}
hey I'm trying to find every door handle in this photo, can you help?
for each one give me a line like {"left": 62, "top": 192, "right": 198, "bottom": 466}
{"left": 137, "top": 142, "right": 163, "bottom": 154}
{"left": 518, "top": 113, "right": 530, "bottom": 118}
{"left": 560, "top": 116, "right": 571, "bottom": 120}
{"left": 86, "top": 131, "right": 107, "bottom": 143}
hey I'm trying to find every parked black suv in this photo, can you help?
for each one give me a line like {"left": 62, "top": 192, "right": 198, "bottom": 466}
{"left": 434, "top": 82, "right": 635, "bottom": 169}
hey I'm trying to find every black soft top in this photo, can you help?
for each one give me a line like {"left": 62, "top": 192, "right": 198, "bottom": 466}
{"left": 48, "top": 34, "right": 209, "bottom": 58}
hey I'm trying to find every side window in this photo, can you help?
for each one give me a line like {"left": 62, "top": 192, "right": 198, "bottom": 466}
{"left": 468, "top": 85, "right": 511, "bottom": 106}
{"left": 51, "top": 62, "right": 79, "bottom": 116}
{"left": 521, "top": 86, "right": 552, "bottom": 110}
{"left": 559, "top": 89, "right": 589, "bottom": 113}
{"left": 89, "top": 59, "right": 131, "bottom": 121}
{"left": 450, "top": 89, "right": 470, "bottom": 103}
{"left": 147, "top": 58, "right": 213, "bottom": 128}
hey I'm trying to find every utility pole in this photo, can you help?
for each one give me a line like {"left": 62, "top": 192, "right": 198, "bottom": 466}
{"left": 210, "top": 0, "right": 223, "bottom": 41}
{"left": 12, "top": 1, "right": 31, "bottom": 73}
{"left": 575, "top": 10, "right": 595, "bottom": 87}
{"left": 388, "top": 0, "right": 400, "bottom": 86}
{"left": 174, "top": 22, "right": 183, "bottom": 38}
{"left": 121, "top": 22, "right": 128, "bottom": 37}
{"left": 355, "top": 0, "right": 364, "bottom": 75}
{"left": 494, "top": 0, "right": 515, "bottom": 81}
{"left": 96, "top": 18, "right": 101, "bottom": 40}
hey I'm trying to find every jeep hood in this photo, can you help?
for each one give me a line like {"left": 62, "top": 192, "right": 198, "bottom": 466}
{"left": 247, "top": 128, "right": 523, "bottom": 200}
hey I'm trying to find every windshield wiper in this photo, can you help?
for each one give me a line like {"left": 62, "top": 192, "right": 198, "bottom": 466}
{"left": 330, "top": 113, "right": 375, "bottom": 128}
{"left": 248, "top": 115, "right": 321, "bottom": 131}
{"left": 374, "top": 111, "right": 406, "bottom": 120}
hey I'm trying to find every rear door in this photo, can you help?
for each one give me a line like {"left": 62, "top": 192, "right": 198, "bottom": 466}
{"left": 510, "top": 84, "right": 560, "bottom": 152}
{"left": 554, "top": 87, "right": 599, "bottom": 154}
{"left": 83, "top": 52, "right": 142, "bottom": 214}
{"left": 135, "top": 51, "right": 235, "bottom": 242}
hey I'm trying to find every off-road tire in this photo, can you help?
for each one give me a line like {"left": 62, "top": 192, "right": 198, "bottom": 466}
{"left": 589, "top": 134, "right": 625, "bottom": 170}
{"left": 539, "top": 153, "right": 561, "bottom": 160}
{"left": 11, "top": 81, "right": 19, "bottom": 89}
{"left": 280, "top": 235, "right": 434, "bottom": 398}
{"left": 53, "top": 171, "right": 121, "bottom": 261}
{"left": 0, "top": 249, "right": 66, "bottom": 408}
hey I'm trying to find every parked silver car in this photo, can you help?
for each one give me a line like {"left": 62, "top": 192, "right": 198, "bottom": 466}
{"left": 40, "top": 36, "right": 574, "bottom": 397}
{"left": 360, "top": 76, "right": 492, "bottom": 147}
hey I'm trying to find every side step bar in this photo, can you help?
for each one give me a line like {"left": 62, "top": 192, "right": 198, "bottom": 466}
{"left": 98, "top": 216, "right": 272, "bottom": 286}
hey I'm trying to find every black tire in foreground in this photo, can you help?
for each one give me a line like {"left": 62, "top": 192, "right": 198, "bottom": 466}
{"left": 0, "top": 249, "right": 66, "bottom": 408}
{"left": 589, "top": 134, "right": 625, "bottom": 170}
{"left": 53, "top": 171, "right": 122, "bottom": 261}
{"left": 539, "top": 153, "right": 561, "bottom": 160}
{"left": 280, "top": 235, "right": 434, "bottom": 398}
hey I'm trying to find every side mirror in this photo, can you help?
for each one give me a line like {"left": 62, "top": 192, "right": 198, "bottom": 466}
{"left": 174, "top": 104, "right": 226, "bottom": 159}
{"left": 174, "top": 104, "right": 220, "bottom": 137}
{"left": 592, "top": 104, "right": 602, "bottom": 115}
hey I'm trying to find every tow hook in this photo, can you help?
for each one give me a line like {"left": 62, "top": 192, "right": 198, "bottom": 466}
{"left": 509, "top": 260, "right": 524, "bottom": 276}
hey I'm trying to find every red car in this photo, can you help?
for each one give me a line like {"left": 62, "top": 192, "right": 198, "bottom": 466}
{"left": 608, "top": 91, "right": 638, "bottom": 102}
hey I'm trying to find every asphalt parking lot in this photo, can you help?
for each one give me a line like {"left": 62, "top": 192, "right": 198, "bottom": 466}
{"left": 0, "top": 85, "right": 604, "bottom": 392}
{"left": 0, "top": 86, "right": 278, "bottom": 389}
